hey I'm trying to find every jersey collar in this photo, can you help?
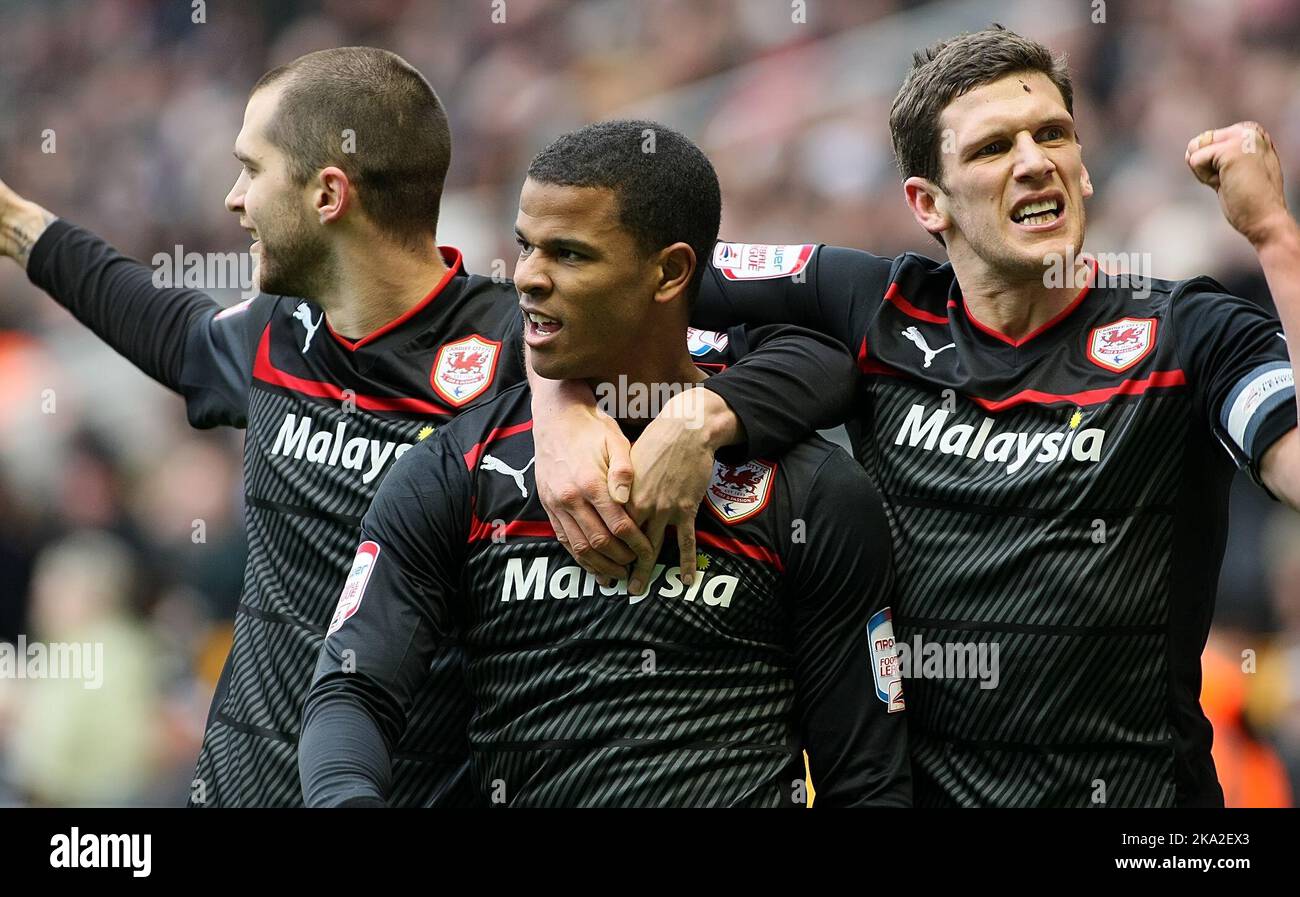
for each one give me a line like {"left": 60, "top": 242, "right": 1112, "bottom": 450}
{"left": 958, "top": 256, "right": 1098, "bottom": 348}
{"left": 325, "top": 246, "right": 465, "bottom": 352}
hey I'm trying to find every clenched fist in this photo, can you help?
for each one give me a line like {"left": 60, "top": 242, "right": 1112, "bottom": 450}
{"left": 1187, "top": 122, "right": 1293, "bottom": 247}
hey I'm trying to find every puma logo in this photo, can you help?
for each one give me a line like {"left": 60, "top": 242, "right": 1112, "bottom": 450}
{"left": 902, "top": 326, "right": 956, "bottom": 368}
{"left": 481, "top": 454, "right": 536, "bottom": 498}
{"left": 293, "top": 302, "right": 322, "bottom": 353}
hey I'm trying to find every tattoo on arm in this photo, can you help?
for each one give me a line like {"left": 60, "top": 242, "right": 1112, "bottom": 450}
{"left": 3, "top": 207, "right": 56, "bottom": 268}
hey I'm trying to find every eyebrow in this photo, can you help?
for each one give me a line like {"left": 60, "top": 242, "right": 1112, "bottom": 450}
{"left": 513, "top": 228, "right": 599, "bottom": 256}
{"left": 233, "top": 149, "right": 257, "bottom": 166}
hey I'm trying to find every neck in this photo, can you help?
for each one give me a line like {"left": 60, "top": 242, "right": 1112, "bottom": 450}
{"left": 954, "top": 252, "right": 1093, "bottom": 342}
{"left": 585, "top": 347, "right": 707, "bottom": 428}
{"left": 316, "top": 235, "right": 449, "bottom": 339}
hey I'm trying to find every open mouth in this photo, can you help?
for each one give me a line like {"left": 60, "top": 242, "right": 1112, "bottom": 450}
{"left": 1010, "top": 196, "right": 1064, "bottom": 228}
{"left": 524, "top": 310, "right": 563, "bottom": 340}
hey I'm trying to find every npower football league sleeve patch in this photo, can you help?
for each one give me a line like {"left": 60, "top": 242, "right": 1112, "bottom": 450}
{"left": 712, "top": 243, "right": 814, "bottom": 281}
{"left": 868, "top": 607, "right": 905, "bottom": 713}
{"left": 328, "top": 540, "right": 380, "bottom": 637}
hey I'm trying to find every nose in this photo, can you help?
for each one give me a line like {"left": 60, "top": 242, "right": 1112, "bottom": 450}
{"left": 513, "top": 249, "right": 551, "bottom": 299}
{"left": 225, "top": 170, "right": 247, "bottom": 214}
{"left": 1011, "top": 132, "right": 1055, "bottom": 183}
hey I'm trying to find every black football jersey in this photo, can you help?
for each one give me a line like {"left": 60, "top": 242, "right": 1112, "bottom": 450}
{"left": 191, "top": 257, "right": 534, "bottom": 807}
{"left": 693, "top": 242, "right": 1297, "bottom": 807}
{"left": 28, "top": 222, "right": 524, "bottom": 806}
{"left": 300, "top": 329, "right": 910, "bottom": 808}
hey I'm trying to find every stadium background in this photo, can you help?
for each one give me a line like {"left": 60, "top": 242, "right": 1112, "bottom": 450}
{"left": 0, "top": 0, "right": 1297, "bottom": 806}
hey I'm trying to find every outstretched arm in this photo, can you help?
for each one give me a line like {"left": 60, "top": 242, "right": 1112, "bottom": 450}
{"left": 1, "top": 178, "right": 263, "bottom": 428}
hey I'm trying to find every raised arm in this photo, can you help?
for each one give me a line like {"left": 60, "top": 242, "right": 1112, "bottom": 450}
{"left": 1186, "top": 123, "right": 1300, "bottom": 508}
{"left": 1, "top": 178, "right": 266, "bottom": 428}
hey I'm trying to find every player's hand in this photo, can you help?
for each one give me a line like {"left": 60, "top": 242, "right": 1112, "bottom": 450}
{"left": 623, "top": 387, "right": 725, "bottom": 596}
{"left": 1187, "top": 122, "right": 1294, "bottom": 247}
{"left": 532, "top": 380, "right": 653, "bottom": 583}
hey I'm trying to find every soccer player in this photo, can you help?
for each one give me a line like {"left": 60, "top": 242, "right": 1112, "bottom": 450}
{"left": 530, "top": 28, "right": 1300, "bottom": 807}
{"left": 298, "top": 121, "right": 910, "bottom": 808}
{"left": 0, "top": 49, "right": 854, "bottom": 807}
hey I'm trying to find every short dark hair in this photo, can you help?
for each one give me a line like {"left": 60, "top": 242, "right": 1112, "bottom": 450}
{"left": 889, "top": 26, "right": 1074, "bottom": 186}
{"left": 253, "top": 47, "right": 450, "bottom": 246}
{"left": 526, "top": 120, "right": 721, "bottom": 298}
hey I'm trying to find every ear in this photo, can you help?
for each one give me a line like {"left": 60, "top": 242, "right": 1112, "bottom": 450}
{"left": 1079, "top": 163, "right": 1094, "bottom": 199}
{"left": 314, "top": 166, "right": 352, "bottom": 225}
{"left": 653, "top": 242, "right": 696, "bottom": 304}
{"left": 903, "top": 176, "right": 950, "bottom": 241}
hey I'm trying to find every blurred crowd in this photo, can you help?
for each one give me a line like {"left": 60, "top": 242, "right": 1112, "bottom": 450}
{"left": 1, "top": 0, "right": 1299, "bottom": 805}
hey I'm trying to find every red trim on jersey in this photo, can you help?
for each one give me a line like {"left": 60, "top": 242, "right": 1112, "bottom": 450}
{"left": 468, "top": 515, "right": 555, "bottom": 542}
{"left": 855, "top": 351, "right": 1186, "bottom": 408}
{"left": 858, "top": 357, "right": 903, "bottom": 377}
{"left": 463, "top": 507, "right": 783, "bottom": 571}
{"left": 324, "top": 247, "right": 464, "bottom": 351}
{"left": 962, "top": 257, "right": 1098, "bottom": 348}
{"left": 884, "top": 282, "right": 949, "bottom": 324}
{"left": 970, "top": 369, "right": 1187, "bottom": 411}
{"left": 252, "top": 325, "right": 455, "bottom": 415}
{"left": 696, "top": 530, "right": 784, "bottom": 572}
{"left": 462, "top": 420, "right": 535, "bottom": 470}
{"left": 857, "top": 334, "right": 872, "bottom": 371}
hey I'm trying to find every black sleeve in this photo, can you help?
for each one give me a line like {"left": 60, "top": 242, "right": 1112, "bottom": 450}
{"left": 1171, "top": 283, "right": 1297, "bottom": 486}
{"left": 782, "top": 449, "right": 910, "bottom": 808}
{"left": 693, "top": 242, "right": 894, "bottom": 355}
{"left": 702, "top": 323, "right": 858, "bottom": 461}
{"left": 298, "top": 439, "right": 470, "bottom": 807}
{"left": 26, "top": 219, "right": 273, "bottom": 429}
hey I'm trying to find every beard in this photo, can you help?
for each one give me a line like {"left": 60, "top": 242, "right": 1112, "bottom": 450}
{"left": 254, "top": 206, "right": 332, "bottom": 299}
